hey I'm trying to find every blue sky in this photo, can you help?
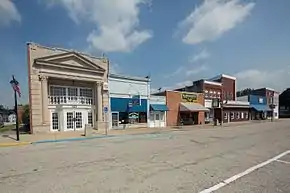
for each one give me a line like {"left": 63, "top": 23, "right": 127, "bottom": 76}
{"left": 1, "top": 0, "right": 290, "bottom": 107}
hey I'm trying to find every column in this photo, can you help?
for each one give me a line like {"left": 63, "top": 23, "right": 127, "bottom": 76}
{"left": 97, "top": 82, "right": 103, "bottom": 122}
{"left": 40, "top": 75, "right": 49, "bottom": 125}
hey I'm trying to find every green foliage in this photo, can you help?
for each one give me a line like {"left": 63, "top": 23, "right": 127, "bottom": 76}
{"left": 22, "top": 104, "right": 30, "bottom": 125}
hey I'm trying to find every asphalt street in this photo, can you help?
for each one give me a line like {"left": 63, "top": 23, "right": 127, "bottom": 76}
{"left": 1, "top": 120, "right": 290, "bottom": 193}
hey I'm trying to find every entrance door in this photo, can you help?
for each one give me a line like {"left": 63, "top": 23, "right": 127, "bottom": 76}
{"left": 111, "top": 112, "right": 119, "bottom": 129}
{"left": 155, "top": 113, "right": 161, "bottom": 127}
{"left": 65, "top": 111, "right": 84, "bottom": 131}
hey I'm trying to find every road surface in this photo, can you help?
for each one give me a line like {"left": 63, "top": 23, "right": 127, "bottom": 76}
{"left": 1, "top": 120, "right": 290, "bottom": 193}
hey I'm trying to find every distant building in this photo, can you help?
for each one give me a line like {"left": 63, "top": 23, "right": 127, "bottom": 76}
{"left": 279, "top": 88, "right": 290, "bottom": 118}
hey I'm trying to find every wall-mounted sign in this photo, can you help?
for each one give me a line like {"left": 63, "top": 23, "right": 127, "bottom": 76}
{"left": 131, "top": 95, "right": 141, "bottom": 106}
{"left": 181, "top": 93, "right": 197, "bottom": 103}
{"left": 129, "top": 112, "right": 139, "bottom": 119}
{"left": 258, "top": 98, "right": 263, "bottom": 104}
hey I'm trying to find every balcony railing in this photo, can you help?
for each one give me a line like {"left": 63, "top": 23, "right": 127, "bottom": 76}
{"left": 49, "top": 96, "right": 93, "bottom": 105}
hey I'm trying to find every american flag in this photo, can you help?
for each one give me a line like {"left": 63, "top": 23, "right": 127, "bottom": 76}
{"left": 10, "top": 76, "right": 21, "bottom": 97}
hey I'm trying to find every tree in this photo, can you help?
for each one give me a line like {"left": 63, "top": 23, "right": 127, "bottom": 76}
{"left": 22, "top": 104, "right": 30, "bottom": 125}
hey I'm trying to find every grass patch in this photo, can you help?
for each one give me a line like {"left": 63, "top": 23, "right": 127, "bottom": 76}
{"left": 0, "top": 124, "right": 16, "bottom": 133}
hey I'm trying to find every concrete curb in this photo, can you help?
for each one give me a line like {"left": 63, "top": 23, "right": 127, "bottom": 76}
{"left": 0, "top": 141, "right": 32, "bottom": 147}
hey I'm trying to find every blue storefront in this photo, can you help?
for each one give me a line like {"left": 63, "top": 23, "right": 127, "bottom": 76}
{"left": 110, "top": 97, "right": 148, "bottom": 126}
{"left": 249, "top": 95, "right": 269, "bottom": 120}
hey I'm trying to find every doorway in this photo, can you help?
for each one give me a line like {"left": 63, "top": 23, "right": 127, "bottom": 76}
{"left": 64, "top": 110, "right": 84, "bottom": 131}
{"left": 111, "top": 112, "right": 119, "bottom": 129}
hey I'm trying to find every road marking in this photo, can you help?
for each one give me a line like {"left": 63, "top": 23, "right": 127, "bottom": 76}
{"left": 276, "top": 159, "right": 290, "bottom": 165}
{"left": 199, "top": 150, "right": 290, "bottom": 193}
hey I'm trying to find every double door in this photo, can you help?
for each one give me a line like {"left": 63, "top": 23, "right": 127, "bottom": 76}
{"left": 64, "top": 110, "right": 85, "bottom": 131}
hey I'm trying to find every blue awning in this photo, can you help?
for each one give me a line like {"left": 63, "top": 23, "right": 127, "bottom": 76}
{"left": 150, "top": 104, "right": 169, "bottom": 111}
{"left": 250, "top": 104, "right": 269, "bottom": 112}
{"left": 110, "top": 97, "right": 148, "bottom": 112}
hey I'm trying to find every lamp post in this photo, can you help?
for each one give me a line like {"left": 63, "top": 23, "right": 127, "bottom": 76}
{"left": 10, "top": 75, "right": 21, "bottom": 141}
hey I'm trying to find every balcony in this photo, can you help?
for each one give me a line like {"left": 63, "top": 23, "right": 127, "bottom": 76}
{"left": 49, "top": 96, "right": 93, "bottom": 105}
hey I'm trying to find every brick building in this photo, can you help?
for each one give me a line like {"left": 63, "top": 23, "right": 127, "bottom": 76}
{"left": 175, "top": 79, "right": 222, "bottom": 123}
{"left": 175, "top": 74, "right": 250, "bottom": 123}
{"left": 153, "top": 90, "right": 208, "bottom": 126}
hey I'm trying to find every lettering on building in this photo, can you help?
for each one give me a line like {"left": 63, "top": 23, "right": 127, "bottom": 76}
{"left": 181, "top": 93, "right": 197, "bottom": 103}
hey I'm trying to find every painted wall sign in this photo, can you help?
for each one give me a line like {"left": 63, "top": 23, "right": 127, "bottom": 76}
{"left": 181, "top": 93, "right": 197, "bottom": 103}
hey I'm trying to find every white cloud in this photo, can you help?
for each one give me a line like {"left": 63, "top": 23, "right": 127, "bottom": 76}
{"left": 177, "top": 0, "right": 255, "bottom": 45}
{"left": 0, "top": 0, "right": 21, "bottom": 26}
{"left": 48, "top": 0, "right": 152, "bottom": 52}
{"left": 189, "top": 49, "right": 210, "bottom": 62}
{"left": 235, "top": 67, "right": 290, "bottom": 92}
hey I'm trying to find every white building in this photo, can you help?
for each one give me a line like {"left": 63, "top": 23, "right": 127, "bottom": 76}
{"left": 149, "top": 96, "right": 168, "bottom": 128}
{"left": 108, "top": 73, "right": 150, "bottom": 129}
{"left": 8, "top": 113, "right": 16, "bottom": 123}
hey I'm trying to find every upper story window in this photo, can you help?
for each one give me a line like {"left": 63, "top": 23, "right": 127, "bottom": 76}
{"left": 68, "top": 87, "right": 78, "bottom": 96}
{"left": 80, "top": 88, "right": 93, "bottom": 98}
{"left": 50, "top": 86, "right": 66, "bottom": 96}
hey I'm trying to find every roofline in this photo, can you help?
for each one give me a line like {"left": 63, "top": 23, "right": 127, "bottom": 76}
{"left": 109, "top": 73, "right": 150, "bottom": 82}
{"left": 26, "top": 42, "right": 105, "bottom": 60}
{"left": 208, "top": 74, "right": 236, "bottom": 81}
{"left": 203, "top": 80, "right": 222, "bottom": 86}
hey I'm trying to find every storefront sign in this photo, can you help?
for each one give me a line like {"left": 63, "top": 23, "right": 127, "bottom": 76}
{"left": 181, "top": 93, "right": 197, "bottom": 103}
{"left": 131, "top": 95, "right": 141, "bottom": 106}
{"left": 129, "top": 112, "right": 139, "bottom": 119}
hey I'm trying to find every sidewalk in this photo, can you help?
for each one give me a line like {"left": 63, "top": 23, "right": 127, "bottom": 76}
{"left": 0, "top": 120, "right": 278, "bottom": 147}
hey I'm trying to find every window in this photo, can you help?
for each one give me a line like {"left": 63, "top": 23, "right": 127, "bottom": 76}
{"left": 224, "top": 112, "right": 228, "bottom": 119}
{"left": 68, "top": 87, "right": 78, "bottom": 96}
{"left": 80, "top": 88, "right": 93, "bottom": 98}
{"left": 230, "top": 112, "right": 234, "bottom": 120}
{"left": 155, "top": 114, "right": 160, "bottom": 120}
{"left": 160, "top": 113, "right": 164, "bottom": 121}
{"left": 52, "top": 112, "right": 59, "bottom": 130}
{"left": 149, "top": 112, "right": 154, "bottom": 121}
{"left": 241, "top": 112, "right": 244, "bottom": 119}
{"left": 245, "top": 112, "right": 248, "bottom": 119}
{"left": 50, "top": 86, "right": 66, "bottom": 96}
{"left": 236, "top": 112, "right": 240, "bottom": 119}
{"left": 88, "top": 112, "right": 93, "bottom": 125}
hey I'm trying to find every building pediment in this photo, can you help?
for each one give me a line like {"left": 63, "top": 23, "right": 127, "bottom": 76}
{"left": 34, "top": 52, "right": 106, "bottom": 74}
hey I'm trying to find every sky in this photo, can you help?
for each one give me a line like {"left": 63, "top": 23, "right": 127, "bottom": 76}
{"left": 1, "top": 0, "right": 290, "bottom": 107}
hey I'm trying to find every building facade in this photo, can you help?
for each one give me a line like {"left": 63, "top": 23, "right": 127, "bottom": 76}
{"left": 160, "top": 91, "right": 208, "bottom": 126}
{"left": 238, "top": 95, "right": 268, "bottom": 120}
{"left": 279, "top": 88, "right": 290, "bottom": 118}
{"left": 251, "top": 88, "right": 279, "bottom": 119}
{"left": 27, "top": 43, "right": 109, "bottom": 133}
{"left": 149, "top": 96, "right": 168, "bottom": 128}
{"left": 175, "top": 79, "right": 222, "bottom": 124}
{"left": 108, "top": 73, "right": 150, "bottom": 129}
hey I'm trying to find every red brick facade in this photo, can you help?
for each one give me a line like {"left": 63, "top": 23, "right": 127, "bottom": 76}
{"left": 165, "top": 91, "right": 205, "bottom": 126}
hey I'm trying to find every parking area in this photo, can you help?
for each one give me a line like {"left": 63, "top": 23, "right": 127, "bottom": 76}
{"left": 0, "top": 120, "right": 290, "bottom": 193}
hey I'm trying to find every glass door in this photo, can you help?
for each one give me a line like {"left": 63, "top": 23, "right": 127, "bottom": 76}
{"left": 65, "top": 110, "right": 84, "bottom": 131}
{"left": 111, "top": 112, "right": 119, "bottom": 129}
